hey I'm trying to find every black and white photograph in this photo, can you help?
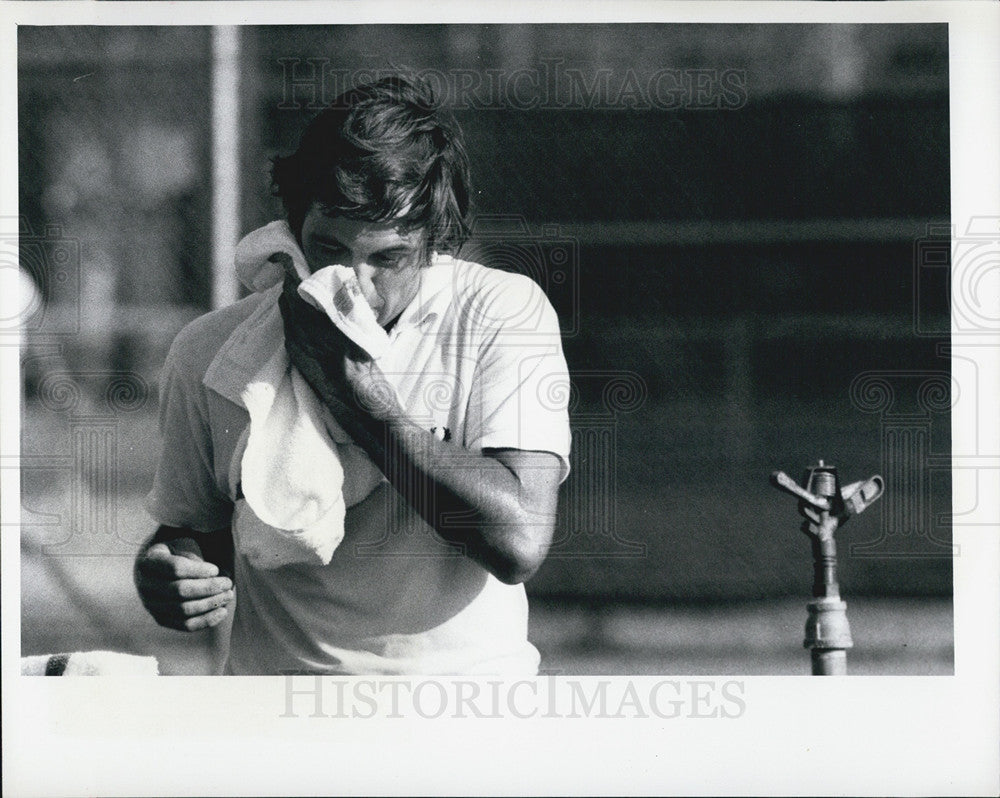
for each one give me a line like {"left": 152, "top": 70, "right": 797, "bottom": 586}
{"left": 3, "top": 2, "right": 998, "bottom": 796}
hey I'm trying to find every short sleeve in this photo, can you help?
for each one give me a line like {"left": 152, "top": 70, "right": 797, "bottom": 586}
{"left": 145, "top": 334, "right": 234, "bottom": 533}
{"left": 463, "top": 274, "right": 572, "bottom": 482}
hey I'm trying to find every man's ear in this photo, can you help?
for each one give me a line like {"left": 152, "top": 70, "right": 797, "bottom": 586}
{"left": 421, "top": 233, "right": 435, "bottom": 267}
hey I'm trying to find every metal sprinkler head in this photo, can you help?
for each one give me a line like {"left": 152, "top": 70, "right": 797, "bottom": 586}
{"left": 769, "top": 461, "right": 884, "bottom": 675}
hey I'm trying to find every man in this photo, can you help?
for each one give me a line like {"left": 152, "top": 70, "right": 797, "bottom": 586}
{"left": 134, "top": 75, "right": 571, "bottom": 675}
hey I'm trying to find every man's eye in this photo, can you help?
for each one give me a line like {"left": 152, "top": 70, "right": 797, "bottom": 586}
{"left": 311, "top": 240, "right": 346, "bottom": 258}
{"left": 372, "top": 255, "right": 405, "bottom": 269}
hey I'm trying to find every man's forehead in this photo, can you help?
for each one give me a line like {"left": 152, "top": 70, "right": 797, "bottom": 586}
{"left": 310, "top": 209, "right": 424, "bottom": 249}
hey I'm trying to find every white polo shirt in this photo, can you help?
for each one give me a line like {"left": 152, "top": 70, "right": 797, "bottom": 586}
{"left": 146, "top": 255, "right": 571, "bottom": 675}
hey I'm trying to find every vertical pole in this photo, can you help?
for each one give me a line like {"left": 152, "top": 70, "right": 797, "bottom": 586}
{"left": 211, "top": 26, "right": 241, "bottom": 310}
{"left": 209, "top": 28, "right": 242, "bottom": 671}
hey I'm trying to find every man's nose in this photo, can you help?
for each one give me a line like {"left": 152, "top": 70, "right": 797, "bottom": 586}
{"left": 351, "top": 262, "right": 381, "bottom": 309}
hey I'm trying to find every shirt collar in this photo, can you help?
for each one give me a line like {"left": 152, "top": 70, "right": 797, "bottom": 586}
{"left": 392, "top": 253, "right": 456, "bottom": 331}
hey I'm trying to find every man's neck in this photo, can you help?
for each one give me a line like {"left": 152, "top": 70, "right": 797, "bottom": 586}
{"left": 382, "top": 313, "right": 403, "bottom": 334}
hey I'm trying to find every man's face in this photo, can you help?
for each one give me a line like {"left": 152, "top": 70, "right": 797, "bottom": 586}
{"left": 299, "top": 204, "right": 426, "bottom": 327}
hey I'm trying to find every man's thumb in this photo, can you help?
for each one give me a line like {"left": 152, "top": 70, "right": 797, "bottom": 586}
{"left": 168, "top": 536, "right": 205, "bottom": 561}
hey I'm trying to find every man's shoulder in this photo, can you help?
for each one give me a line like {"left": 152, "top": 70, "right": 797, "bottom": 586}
{"left": 166, "top": 291, "right": 270, "bottom": 378}
{"left": 447, "top": 256, "right": 538, "bottom": 295}
{"left": 443, "top": 256, "right": 557, "bottom": 335}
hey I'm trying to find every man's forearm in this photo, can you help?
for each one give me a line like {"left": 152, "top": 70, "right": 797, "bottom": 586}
{"left": 354, "top": 413, "right": 556, "bottom": 583}
{"left": 285, "top": 336, "right": 557, "bottom": 582}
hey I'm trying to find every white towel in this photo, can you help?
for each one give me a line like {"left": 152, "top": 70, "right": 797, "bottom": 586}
{"left": 235, "top": 347, "right": 350, "bottom": 567}
{"left": 299, "top": 265, "right": 390, "bottom": 361}
{"left": 230, "top": 221, "right": 389, "bottom": 569}
{"left": 21, "top": 651, "right": 159, "bottom": 676}
{"left": 235, "top": 219, "right": 312, "bottom": 291}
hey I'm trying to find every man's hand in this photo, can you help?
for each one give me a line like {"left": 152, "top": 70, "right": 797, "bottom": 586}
{"left": 276, "top": 258, "right": 351, "bottom": 382}
{"left": 135, "top": 536, "right": 235, "bottom": 632}
{"left": 278, "top": 265, "right": 355, "bottom": 404}
{"left": 277, "top": 265, "right": 390, "bottom": 454}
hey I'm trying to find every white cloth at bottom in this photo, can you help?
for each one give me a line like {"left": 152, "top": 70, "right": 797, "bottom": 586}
{"left": 21, "top": 651, "right": 159, "bottom": 676}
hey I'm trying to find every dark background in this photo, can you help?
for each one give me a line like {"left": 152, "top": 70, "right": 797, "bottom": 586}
{"left": 18, "top": 24, "right": 952, "bottom": 673}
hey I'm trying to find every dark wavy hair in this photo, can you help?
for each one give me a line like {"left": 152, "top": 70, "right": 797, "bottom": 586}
{"left": 271, "top": 74, "right": 472, "bottom": 258}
